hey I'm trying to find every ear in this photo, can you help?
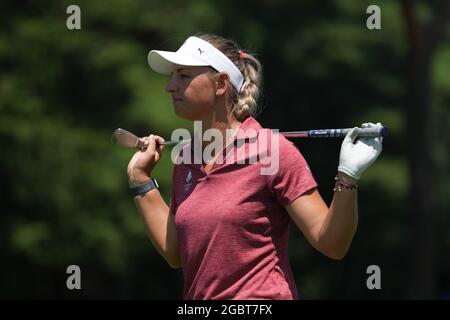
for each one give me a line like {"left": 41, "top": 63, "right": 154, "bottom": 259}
{"left": 215, "top": 73, "right": 231, "bottom": 96}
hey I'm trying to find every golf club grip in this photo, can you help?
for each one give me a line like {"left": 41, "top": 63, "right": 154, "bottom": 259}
{"left": 306, "top": 126, "right": 388, "bottom": 138}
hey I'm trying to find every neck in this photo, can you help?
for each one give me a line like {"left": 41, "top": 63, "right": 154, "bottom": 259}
{"left": 194, "top": 113, "right": 242, "bottom": 164}
{"left": 200, "top": 114, "right": 241, "bottom": 145}
{"left": 192, "top": 95, "right": 244, "bottom": 163}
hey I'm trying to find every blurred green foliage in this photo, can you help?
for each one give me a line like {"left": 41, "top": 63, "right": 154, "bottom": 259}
{"left": 0, "top": 0, "right": 448, "bottom": 299}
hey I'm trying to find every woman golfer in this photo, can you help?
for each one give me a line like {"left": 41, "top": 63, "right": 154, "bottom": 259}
{"left": 127, "top": 34, "right": 383, "bottom": 300}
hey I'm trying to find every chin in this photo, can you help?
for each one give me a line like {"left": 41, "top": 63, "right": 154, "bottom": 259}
{"left": 174, "top": 107, "right": 204, "bottom": 122}
{"left": 174, "top": 107, "right": 195, "bottom": 121}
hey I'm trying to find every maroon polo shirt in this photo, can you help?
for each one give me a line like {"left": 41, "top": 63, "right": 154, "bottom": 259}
{"left": 170, "top": 116, "right": 318, "bottom": 300}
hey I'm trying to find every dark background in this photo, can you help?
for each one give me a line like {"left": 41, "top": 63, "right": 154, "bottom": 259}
{"left": 0, "top": 0, "right": 449, "bottom": 299}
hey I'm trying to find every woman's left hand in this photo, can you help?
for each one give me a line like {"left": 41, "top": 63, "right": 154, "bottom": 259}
{"left": 337, "top": 122, "right": 383, "bottom": 180}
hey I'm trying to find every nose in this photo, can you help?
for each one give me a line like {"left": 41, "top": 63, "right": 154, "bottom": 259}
{"left": 165, "top": 75, "right": 177, "bottom": 93}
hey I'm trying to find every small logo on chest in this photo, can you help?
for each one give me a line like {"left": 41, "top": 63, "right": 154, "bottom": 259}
{"left": 184, "top": 170, "right": 193, "bottom": 192}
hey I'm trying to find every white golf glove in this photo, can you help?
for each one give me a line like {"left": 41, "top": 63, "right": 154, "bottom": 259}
{"left": 337, "top": 122, "right": 383, "bottom": 180}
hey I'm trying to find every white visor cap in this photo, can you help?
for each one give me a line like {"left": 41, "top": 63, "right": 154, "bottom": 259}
{"left": 148, "top": 36, "right": 245, "bottom": 92}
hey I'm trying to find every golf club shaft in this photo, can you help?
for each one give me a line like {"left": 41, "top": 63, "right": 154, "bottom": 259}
{"left": 156, "top": 126, "right": 388, "bottom": 145}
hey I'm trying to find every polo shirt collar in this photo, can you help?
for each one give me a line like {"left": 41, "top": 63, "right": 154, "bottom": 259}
{"left": 235, "top": 116, "right": 262, "bottom": 140}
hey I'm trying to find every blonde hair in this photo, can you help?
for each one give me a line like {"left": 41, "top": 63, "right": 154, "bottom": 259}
{"left": 195, "top": 33, "right": 263, "bottom": 122}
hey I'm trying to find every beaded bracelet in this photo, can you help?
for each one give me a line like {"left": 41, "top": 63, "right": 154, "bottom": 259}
{"left": 333, "top": 176, "right": 359, "bottom": 192}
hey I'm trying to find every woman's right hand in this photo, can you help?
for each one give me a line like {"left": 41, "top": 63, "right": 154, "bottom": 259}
{"left": 127, "top": 134, "right": 165, "bottom": 185}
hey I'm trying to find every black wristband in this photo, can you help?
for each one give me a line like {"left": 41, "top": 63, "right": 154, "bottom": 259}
{"left": 130, "top": 178, "right": 159, "bottom": 197}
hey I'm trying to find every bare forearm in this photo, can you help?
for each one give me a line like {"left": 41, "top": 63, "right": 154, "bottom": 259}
{"left": 131, "top": 178, "right": 181, "bottom": 267}
{"left": 318, "top": 173, "right": 358, "bottom": 259}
